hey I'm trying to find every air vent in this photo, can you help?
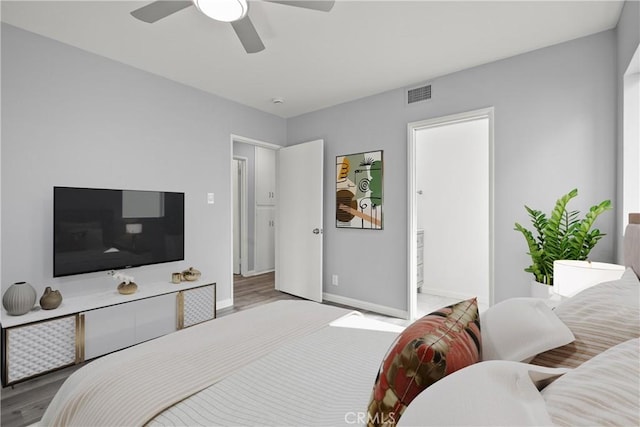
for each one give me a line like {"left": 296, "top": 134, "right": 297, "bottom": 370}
{"left": 407, "top": 84, "right": 432, "bottom": 104}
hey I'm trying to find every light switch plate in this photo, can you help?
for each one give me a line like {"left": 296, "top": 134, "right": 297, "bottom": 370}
{"left": 207, "top": 193, "right": 214, "bottom": 204}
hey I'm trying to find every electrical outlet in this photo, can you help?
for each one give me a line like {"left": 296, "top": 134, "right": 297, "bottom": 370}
{"left": 332, "top": 274, "right": 339, "bottom": 286}
{"left": 207, "top": 193, "right": 215, "bottom": 204}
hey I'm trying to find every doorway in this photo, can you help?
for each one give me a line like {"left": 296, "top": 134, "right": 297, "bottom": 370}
{"left": 230, "top": 135, "right": 280, "bottom": 304}
{"left": 407, "top": 108, "right": 494, "bottom": 320}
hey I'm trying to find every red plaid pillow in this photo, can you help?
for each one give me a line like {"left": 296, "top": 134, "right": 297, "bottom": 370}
{"left": 367, "top": 298, "right": 481, "bottom": 426}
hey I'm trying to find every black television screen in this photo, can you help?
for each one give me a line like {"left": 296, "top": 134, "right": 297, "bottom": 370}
{"left": 53, "top": 187, "right": 184, "bottom": 277}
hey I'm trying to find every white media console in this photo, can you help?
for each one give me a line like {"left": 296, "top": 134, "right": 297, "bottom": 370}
{"left": 0, "top": 279, "right": 216, "bottom": 386}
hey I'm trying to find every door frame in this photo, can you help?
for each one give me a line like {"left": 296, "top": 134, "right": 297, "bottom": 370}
{"left": 229, "top": 134, "right": 281, "bottom": 304}
{"left": 233, "top": 156, "right": 248, "bottom": 276}
{"left": 407, "top": 107, "right": 495, "bottom": 320}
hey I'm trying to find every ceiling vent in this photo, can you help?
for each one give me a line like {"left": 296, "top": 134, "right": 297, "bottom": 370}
{"left": 407, "top": 84, "right": 432, "bottom": 105}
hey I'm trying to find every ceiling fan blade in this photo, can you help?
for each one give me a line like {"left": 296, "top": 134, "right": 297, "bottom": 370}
{"left": 231, "top": 16, "right": 265, "bottom": 54}
{"left": 263, "top": 1, "right": 334, "bottom": 12}
{"left": 131, "top": 1, "right": 193, "bottom": 23}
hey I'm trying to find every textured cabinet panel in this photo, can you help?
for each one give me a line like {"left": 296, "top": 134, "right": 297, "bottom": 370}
{"left": 179, "top": 285, "right": 216, "bottom": 329}
{"left": 6, "top": 316, "right": 77, "bottom": 384}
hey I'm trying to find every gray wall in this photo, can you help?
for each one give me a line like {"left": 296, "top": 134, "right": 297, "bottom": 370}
{"left": 2, "top": 15, "right": 628, "bottom": 315}
{"left": 616, "top": 0, "right": 640, "bottom": 261}
{"left": 1, "top": 24, "right": 286, "bottom": 304}
{"left": 232, "top": 141, "right": 256, "bottom": 272}
{"left": 287, "top": 30, "right": 617, "bottom": 311}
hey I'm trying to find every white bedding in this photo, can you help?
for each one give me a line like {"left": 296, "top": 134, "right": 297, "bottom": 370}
{"left": 40, "top": 301, "right": 358, "bottom": 427}
{"left": 40, "top": 271, "right": 640, "bottom": 427}
{"left": 149, "top": 322, "right": 399, "bottom": 426}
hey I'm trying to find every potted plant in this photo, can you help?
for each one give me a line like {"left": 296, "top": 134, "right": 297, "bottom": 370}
{"left": 514, "top": 189, "right": 611, "bottom": 295}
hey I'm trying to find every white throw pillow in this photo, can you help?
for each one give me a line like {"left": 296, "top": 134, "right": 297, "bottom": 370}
{"left": 531, "top": 268, "right": 640, "bottom": 368}
{"left": 480, "top": 297, "right": 574, "bottom": 362}
{"left": 541, "top": 338, "right": 640, "bottom": 426}
{"left": 398, "top": 361, "right": 568, "bottom": 427}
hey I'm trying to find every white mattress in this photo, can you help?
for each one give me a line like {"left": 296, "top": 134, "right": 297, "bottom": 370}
{"left": 148, "top": 323, "right": 399, "bottom": 426}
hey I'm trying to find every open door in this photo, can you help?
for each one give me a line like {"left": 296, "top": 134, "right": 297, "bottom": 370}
{"left": 275, "top": 139, "right": 324, "bottom": 302}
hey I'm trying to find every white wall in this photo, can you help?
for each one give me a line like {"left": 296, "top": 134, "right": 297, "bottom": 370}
{"left": 416, "top": 119, "right": 489, "bottom": 304}
{"left": 615, "top": 0, "right": 640, "bottom": 261}
{"left": 623, "top": 67, "right": 639, "bottom": 229}
{"left": 2, "top": 16, "right": 628, "bottom": 316}
{"left": 287, "top": 29, "right": 617, "bottom": 311}
{"left": 1, "top": 24, "right": 286, "bottom": 304}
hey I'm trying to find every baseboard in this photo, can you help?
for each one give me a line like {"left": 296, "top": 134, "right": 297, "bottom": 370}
{"left": 217, "top": 298, "right": 233, "bottom": 310}
{"left": 322, "top": 292, "right": 408, "bottom": 319}
{"left": 419, "top": 287, "right": 489, "bottom": 306}
{"left": 241, "top": 269, "right": 273, "bottom": 277}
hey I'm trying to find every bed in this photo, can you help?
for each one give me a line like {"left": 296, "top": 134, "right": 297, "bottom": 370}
{"left": 39, "top": 217, "right": 640, "bottom": 427}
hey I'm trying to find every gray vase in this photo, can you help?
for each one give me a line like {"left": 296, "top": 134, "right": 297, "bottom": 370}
{"left": 2, "top": 281, "right": 37, "bottom": 316}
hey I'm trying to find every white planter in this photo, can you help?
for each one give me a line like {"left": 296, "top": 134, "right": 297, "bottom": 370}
{"left": 530, "top": 280, "right": 553, "bottom": 298}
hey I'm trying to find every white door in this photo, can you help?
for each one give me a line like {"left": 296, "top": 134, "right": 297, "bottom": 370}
{"left": 276, "top": 139, "right": 324, "bottom": 302}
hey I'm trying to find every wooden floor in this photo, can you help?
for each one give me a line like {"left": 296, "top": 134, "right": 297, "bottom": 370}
{"left": 0, "top": 272, "right": 297, "bottom": 427}
{"left": 221, "top": 272, "right": 300, "bottom": 315}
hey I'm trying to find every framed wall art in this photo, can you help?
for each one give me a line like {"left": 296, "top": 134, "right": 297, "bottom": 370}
{"left": 336, "top": 150, "right": 383, "bottom": 229}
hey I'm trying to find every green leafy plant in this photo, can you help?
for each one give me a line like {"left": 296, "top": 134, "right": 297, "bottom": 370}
{"left": 514, "top": 189, "right": 612, "bottom": 286}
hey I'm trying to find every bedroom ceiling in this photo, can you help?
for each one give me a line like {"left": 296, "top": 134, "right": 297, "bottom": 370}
{"left": 1, "top": 1, "right": 624, "bottom": 118}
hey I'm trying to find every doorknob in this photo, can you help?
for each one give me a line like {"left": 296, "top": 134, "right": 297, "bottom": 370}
{"left": 313, "top": 228, "right": 322, "bottom": 234}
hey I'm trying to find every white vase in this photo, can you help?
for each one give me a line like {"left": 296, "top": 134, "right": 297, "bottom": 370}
{"left": 530, "top": 280, "right": 553, "bottom": 298}
{"left": 2, "top": 281, "right": 37, "bottom": 316}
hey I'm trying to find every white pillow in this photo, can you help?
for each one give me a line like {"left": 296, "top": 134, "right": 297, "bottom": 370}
{"left": 398, "top": 361, "right": 568, "bottom": 427}
{"left": 480, "top": 298, "right": 574, "bottom": 362}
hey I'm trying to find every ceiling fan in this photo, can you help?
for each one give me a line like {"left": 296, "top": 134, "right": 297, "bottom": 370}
{"left": 130, "top": 0, "right": 335, "bottom": 54}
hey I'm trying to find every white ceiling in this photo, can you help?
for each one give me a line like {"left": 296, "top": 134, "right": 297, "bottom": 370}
{"left": 1, "top": 1, "right": 624, "bottom": 118}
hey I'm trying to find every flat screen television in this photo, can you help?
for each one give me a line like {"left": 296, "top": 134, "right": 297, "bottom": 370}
{"left": 53, "top": 186, "right": 184, "bottom": 277}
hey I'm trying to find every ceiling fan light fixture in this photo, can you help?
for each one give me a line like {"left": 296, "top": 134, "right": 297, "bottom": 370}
{"left": 193, "top": 0, "right": 248, "bottom": 22}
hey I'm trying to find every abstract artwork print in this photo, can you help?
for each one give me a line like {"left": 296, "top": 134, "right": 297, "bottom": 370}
{"left": 336, "top": 151, "right": 383, "bottom": 229}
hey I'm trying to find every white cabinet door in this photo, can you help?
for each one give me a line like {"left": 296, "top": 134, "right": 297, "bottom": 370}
{"left": 135, "top": 293, "right": 177, "bottom": 343}
{"left": 84, "top": 304, "right": 136, "bottom": 360}
{"left": 84, "top": 294, "right": 179, "bottom": 359}
{"left": 255, "top": 146, "right": 276, "bottom": 206}
{"left": 5, "top": 315, "right": 77, "bottom": 384}
{"left": 417, "top": 230, "right": 424, "bottom": 292}
{"left": 255, "top": 206, "right": 275, "bottom": 272}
